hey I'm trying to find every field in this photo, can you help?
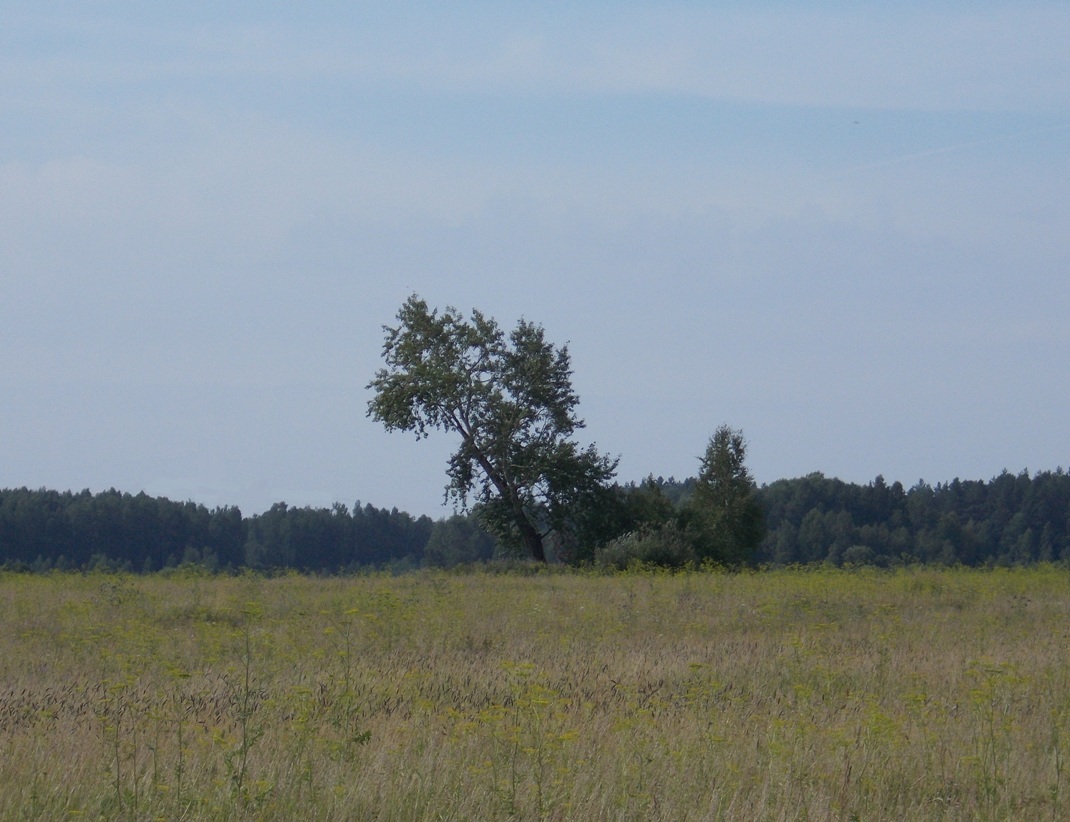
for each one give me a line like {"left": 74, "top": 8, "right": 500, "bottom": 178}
{"left": 1, "top": 566, "right": 1068, "bottom": 820}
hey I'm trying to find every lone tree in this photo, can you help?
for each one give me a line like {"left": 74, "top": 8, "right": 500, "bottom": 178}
{"left": 367, "top": 295, "right": 617, "bottom": 562}
{"left": 682, "top": 424, "right": 765, "bottom": 564}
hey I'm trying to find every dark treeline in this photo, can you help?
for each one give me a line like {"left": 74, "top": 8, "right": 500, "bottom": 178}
{"left": 0, "top": 488, "right": 467, "bottom": 573}
{"left": 752, "top": 469, "right": 1070, "bottom": 566}
{"left": 243, "top": 502, "right": 436, "bottom": 572}
{"left": 3, "top": 467, "right": 1069, "bottom": 572}
{"left": 639, "top": 469, "right": 1070, "bottom": 567}
{"left": 0, "top": 488, "right": 245, "bottom": 572}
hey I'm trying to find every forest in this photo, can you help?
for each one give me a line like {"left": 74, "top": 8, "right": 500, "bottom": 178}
{"left": 1, "top": 466, "right": 1067, "bottom": 572}
{"left": 0, "top": 489, "right": 433, "bottom": 573}
{"left": 738, "top": 468, "right": 1065, "bottom": 566}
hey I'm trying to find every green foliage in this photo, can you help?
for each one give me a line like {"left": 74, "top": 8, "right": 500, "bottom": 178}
{"left": 842, "top": 544, "right": 879, "bottom": 567}
{"left": 594, "top": 523, "right": 697, "bottom": 570}
{"left": 757, "top": 468, "right": 1070, "bottom": 567}
{"left": 680, "top": 425, "right": 765, "bottom": 565}
{"left": 243, "top": 501, "right": 433, "bottom": 571}
{"left": 595, "top": 428, "right": 764, "bottom": 569}
{"left": 0, "top": 489, "right": 436, "bottom": 574}
{"left": 423, "top": 514, "right": 498, "bottom": 567}
{"left": 367, "top": 294, "right": 617, "bottom": 561}
{"left": 6, "top": 424, "right": 1070, "bottom": 573}
{"left": 0, "top": 487, "right": 245, "bottom": 571}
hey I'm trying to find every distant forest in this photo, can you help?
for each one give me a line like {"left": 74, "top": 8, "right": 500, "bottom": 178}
{"left": 1, "top": 468, "right": 1068, "bottom": 572}
{"left": 0, "top": 491, "right": 442, "bottom": 573}
{"left": 754, "top": 469, "right": 1070, "bottom": 567}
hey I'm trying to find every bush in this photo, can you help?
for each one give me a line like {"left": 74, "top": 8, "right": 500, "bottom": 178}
{"left": 842, "top": 545, "right": 879, "bottom": 567}
{"left": 594, "top": 523, "right": 697, "bottom": 570}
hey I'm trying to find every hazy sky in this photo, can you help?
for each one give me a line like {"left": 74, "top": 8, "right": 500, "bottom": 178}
{"left": 2, "top": 2, "right": 1068, "bottom": 517}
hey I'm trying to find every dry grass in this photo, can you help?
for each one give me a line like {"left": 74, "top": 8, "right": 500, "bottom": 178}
{"left": 0, "top": 565, "right": 1068, "bottom": 820}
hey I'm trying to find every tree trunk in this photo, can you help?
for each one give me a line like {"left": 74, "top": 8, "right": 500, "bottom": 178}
{"left": 518, "top": 517, "right": 546, "bottom": 562}
{"left": 470, "top": 449, "right": 547, "bottom": 562}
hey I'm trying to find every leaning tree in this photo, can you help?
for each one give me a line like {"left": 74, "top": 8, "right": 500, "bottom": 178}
{"left": 367, "top": 295, "right": 617, "bottom": 562}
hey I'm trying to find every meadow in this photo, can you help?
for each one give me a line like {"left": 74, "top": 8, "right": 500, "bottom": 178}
{"left": 1, "top": 565, "right": 1068, "bottom": 820}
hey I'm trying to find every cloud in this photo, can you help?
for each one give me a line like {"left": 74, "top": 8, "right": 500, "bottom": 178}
{"left": 6, "top": 5, "right": 1070, "bottom": 112}
{"left": 297, "top": 6, "right": 1070, "bottom": 111}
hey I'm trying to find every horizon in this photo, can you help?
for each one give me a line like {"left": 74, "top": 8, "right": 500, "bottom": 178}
{"left": 4, "top": 461, "right": 1065, "bottom": 520}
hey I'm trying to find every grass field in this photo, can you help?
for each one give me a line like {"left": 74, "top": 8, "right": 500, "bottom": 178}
{"left": 1, "top": 565, "right": 1068, "bottom": 820}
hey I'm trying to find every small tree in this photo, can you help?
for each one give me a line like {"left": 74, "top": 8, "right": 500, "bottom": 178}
{"left": 681, "top": 425, "right": 765, "bottom": 565}
{"left": 367, "top": 295, "right": 617, "bottom": 562}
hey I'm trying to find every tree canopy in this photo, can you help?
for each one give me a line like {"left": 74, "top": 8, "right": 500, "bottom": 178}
{"left": 3, "top": 467, "right": 1070, "bottom": 573}
{"left": 684, "top": 425, "right": 765, "bottom": 564}
{"left": 591, "top": 426, "right": 765, "bottom": 569}
{"left": 367, "top": 295, "right": 617, "bottom": 561}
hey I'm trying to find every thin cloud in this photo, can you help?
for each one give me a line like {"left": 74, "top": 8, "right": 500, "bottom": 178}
{"left": 6, "top": 6, "right": 1069, "bottom": 111}
{"left": 843, "top": 121, "right": 1070, "bottom": 173}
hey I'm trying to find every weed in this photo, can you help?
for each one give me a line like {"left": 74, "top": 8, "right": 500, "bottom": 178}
{"left": 0, "top": 567, "right": 1068, "bottom": 819}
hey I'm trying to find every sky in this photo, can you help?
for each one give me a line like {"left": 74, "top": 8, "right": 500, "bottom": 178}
{"left": 2, "top": 1, "right": 1068, "bottom": 518}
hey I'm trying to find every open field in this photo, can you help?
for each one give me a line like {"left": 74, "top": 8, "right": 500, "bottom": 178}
{"left": 1, "top": 566, "right": 1068, "bottom": 820}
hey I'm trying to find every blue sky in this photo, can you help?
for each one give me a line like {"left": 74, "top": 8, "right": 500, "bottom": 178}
{"left": 2, "top": 2, "right": 1068, "bottom": 516}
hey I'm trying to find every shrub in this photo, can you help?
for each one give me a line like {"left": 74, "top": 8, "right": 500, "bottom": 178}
{"left": 842, "top": 545, "right": 879, "bottom": 567}
{"left": 594, "top": 523, "right": 697, "bottom": 570}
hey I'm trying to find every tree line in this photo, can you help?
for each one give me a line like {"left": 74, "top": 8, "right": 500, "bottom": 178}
{"left": 362, "top": 295, "right": 1068, "bottom": 570}
{"left": 0, "top": 488, "right": 439, "bottom": 573}
{"left": 1, "top": 468, "right": 1068, "bottom": 573}
{"left": 365, "top": 295, "right": 766, "bottom": 567}
{"left": 753, "top": 469, "right": 1070, "bottom": 567}
{"left": 3, "top": 297, "right": 1065, "bottom": 573}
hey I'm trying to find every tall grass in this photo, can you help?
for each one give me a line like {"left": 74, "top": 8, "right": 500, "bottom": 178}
{"left": 0, "top": 566, "right": 1068, "bottom": 820}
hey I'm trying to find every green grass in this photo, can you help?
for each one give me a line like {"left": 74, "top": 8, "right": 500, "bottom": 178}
{"left": 1, "top": 565, "right": 1068, "bottom": 820}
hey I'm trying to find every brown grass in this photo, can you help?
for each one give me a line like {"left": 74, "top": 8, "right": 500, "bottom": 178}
{"left": 0, "top": 565, "right": 1067, "bottom": 820}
